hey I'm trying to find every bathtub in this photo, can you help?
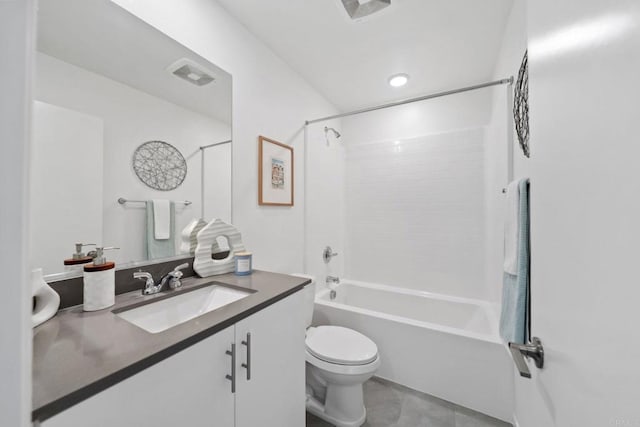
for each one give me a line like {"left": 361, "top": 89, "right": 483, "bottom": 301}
{"left": 312, "top": 279, "right": 513, "bottom": 422}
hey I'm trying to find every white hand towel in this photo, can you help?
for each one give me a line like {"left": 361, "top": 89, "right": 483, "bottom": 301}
{"left": 152, "top": 199, "right": 171, "bottom": 240}
{"left": 503, "top": 180, "right": 520, "bottom": 275}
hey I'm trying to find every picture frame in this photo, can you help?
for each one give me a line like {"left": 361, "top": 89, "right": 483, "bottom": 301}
{"left": 258, "top": 136, "right": 294, "bottom": 206}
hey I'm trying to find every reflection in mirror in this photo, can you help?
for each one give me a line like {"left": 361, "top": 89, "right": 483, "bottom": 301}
{"left": 212, "top": 236, "right": 231, "bottom": 260}
{"left": 32, "top": 0, "right": 232, "bottom": 276}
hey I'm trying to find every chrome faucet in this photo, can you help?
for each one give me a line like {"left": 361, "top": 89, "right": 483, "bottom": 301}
{"left": 326, "top": 276, "right": 340, "bottom": 301}
{"left": 134, "top": 263, "right": 189, "bottom": 295}
{"left": 133, "top": 271, "right": 157, "bottom": 295}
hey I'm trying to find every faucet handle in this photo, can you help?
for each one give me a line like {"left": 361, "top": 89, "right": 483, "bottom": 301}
{"left": 170, "top": 263, "right": 189, "bottom": 279}
{"left": 173, "top": 262, "right": 189, "bottom": 273}
{"left": 166, "top": 263, "right": 189, "bottom": 290}
{"left": 323, "top": 246, "right": 339, "bottom": 264}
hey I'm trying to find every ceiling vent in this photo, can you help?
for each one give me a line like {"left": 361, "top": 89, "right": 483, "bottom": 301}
{"left": 167, "top": 58, "right": 216, "bottom": 87}
{"left": 340, "top": 0, "right": 391, "bottom": 20}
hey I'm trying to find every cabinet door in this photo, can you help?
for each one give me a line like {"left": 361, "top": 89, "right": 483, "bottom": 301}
{"left": 43, "top": 325, "right": 236, "bottom": 427}
{"left": 235, "top": 291, "right": 306, "bottom": 427}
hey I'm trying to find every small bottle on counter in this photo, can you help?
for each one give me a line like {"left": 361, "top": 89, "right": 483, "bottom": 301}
{"left": 234, "top": 251, "right": 252, "bottom": 276}
{"left": 63, "top": 242, "right": 96, "bottom": 272}
{"left": 83, "top": 246, "right": 119, "bottom": 311}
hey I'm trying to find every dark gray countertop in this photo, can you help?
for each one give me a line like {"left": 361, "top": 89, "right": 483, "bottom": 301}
{"left": 32, "top": 270, "right": 310, "bottom": 422}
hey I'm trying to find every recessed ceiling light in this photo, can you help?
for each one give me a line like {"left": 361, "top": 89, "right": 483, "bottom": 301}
{"left": 388, "top": 73, "right": 409, "bottom": 87}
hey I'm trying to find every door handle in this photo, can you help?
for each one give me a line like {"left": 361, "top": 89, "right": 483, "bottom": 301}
{"left": 241, "top": 332, "right": 251, "bottom": 381}
{"left": 225, "top": 343, "right": 236, "bottom": 393}
{"left": 509, "top": 337, "right": 544, "bottom": 378}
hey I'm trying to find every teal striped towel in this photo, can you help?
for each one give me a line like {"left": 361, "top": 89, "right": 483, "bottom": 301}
{"left": 499, "top": 178, "right": 530, "bottom": 344}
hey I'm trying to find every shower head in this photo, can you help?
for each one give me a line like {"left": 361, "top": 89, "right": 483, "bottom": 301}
{"left": 325, "top": 126, "right": 341, "bottom": 139}
{"left": 324, "top": 126, "right": 341, "bottom": 146}
{"left": 324, "top": 126, "right": 340, "bottom": 147}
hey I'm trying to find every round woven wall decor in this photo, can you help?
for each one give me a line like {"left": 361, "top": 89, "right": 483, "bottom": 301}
{"left": 513, "top": 50, "right": 530, "bottom": 158}
{"left": 132, "top": 141, "right": 187, "bottom": 191}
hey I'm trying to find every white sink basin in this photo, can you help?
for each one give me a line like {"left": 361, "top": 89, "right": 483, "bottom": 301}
{"left": 116, "top": 284, "right": 251, "bottom": 333}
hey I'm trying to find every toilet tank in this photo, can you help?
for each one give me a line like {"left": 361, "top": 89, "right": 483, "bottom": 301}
{"left": 291, "top": 274, "right": 316, "bottom": 328}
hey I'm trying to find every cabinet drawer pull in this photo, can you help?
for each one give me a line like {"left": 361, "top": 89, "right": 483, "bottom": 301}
{"left": 241, "top": 332, "right": 251, "bottom": 381}
{"left": 225, "top": 343, "right": 236, "bottom": 393}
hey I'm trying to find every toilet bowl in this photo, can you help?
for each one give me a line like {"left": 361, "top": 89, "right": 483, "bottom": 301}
{"left": 294, "top": 274, "right": 380, "bottom": 427}
{"left": 305, "top": 326, "right": 380, "bottom": 427}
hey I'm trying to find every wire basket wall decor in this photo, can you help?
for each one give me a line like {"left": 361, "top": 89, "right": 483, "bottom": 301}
{"left": 513, "top": 50, "right": 530, "bottom": 158}
{"left": 132, "top": 141, "right": 187, "bottom": 191}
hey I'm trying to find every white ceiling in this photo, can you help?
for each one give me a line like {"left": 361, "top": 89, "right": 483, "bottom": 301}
{"left": 216, "top": 0, "right": 513, "bottom": 112}
{"left": 37, "top": 0, "right": 232, "bottom": 124}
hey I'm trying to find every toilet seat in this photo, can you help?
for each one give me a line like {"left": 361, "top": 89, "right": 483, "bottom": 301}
{"left": 306, "top": 349, "right": 380, "bottom": 376}
{"left": 306, "top": 326, "right": 378, "bottom": 366}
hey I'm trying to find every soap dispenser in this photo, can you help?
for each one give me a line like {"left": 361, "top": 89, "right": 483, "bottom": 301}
{"left": 83, "top": 246, "right": 119, "bottom": 311}
{"left": 63, "top": 243, "right": 96, "bottom": 271}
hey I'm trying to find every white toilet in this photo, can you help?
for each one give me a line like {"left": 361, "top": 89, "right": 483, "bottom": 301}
{"left": 302, "top": 279, "right": 380, "bottom": 427}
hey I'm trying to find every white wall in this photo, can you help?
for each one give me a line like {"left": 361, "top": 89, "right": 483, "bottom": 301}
{"left": 111, "top": 0, "right": 339, "bottom": 275}
{"left": 484, "top": 0, "right": 529, "bottom": 306}
{"left": 483, "top": 2, "right": 527, "bottom": 423}
{"left": 341, "top": 90, "right": 493, "bottom": 143}
{"left": 0, "top": 1, "right": 34, "bottom": 425}
{"left": 31, "top": 101, "right": 104, "bottom": 274}
{"left": 35, "top": 53, "right": 231, "bottom": 266}
{"left": 304, "top": 121, "right": 346, "bottom": 285}
{"left": 334, "top": 92, "right": 495, "bottom": 300}
{"left": 343, "top": 128, "right": 487, "bottom": 298}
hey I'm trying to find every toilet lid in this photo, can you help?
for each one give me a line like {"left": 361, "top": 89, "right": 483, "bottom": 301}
{"left": 306, "top": 326, "right": 378, "bottom": 366}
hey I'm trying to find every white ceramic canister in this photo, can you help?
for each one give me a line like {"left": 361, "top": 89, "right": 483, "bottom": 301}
{"left": 83, "top": 247, "right": 118, "bottom": 311}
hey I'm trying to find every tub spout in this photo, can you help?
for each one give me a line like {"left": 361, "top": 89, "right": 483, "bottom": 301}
{"left": 326, "top": 276, "right": 340, "bottom": 285}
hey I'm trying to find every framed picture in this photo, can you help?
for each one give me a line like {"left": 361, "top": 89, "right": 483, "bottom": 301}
{"left": 258, "top": 136, "right": 294, "bottom": 206}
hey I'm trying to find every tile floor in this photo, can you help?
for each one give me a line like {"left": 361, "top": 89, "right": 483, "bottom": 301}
{"left": 306, "top": 377, "right": 512, "bottom": 427}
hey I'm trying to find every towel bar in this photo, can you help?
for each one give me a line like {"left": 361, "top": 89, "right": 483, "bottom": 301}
{"left": 118, "top": 197, "right": 192, "bottom": 205}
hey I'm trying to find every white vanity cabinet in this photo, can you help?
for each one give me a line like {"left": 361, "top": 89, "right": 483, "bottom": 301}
{"left": 41, "top": 290, "right": 305, "bottom": 427}
{"left": 234, "top": 291, "right": 306, "bottom": 427}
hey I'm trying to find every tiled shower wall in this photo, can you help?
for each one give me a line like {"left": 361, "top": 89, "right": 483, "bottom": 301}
{"left": 343, "top": 127, "right": 487, "bottom": 299}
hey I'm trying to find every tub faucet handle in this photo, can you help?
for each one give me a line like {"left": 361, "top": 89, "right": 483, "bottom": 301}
{"left": 323, "top": 246, "right": 339, "bottom": 264}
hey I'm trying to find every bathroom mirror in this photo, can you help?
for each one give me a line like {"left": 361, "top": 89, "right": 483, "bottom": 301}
{"left": 32, "top": 0, "right": 232, "bottom": 277}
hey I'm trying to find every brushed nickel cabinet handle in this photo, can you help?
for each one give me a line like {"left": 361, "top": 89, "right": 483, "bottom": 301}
{"left": 241, "top": 332, "right": 251, "bottom": 381}
{"left": 225, "top": 343, "right": 236, "bottom": 393}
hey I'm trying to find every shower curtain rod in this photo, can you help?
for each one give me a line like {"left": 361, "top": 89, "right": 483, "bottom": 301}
{"left": 305, "top": 77, "right": 514, "bottom": 125}
{"left": 200, "top": 139, "right": 232, "bottom": 150}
